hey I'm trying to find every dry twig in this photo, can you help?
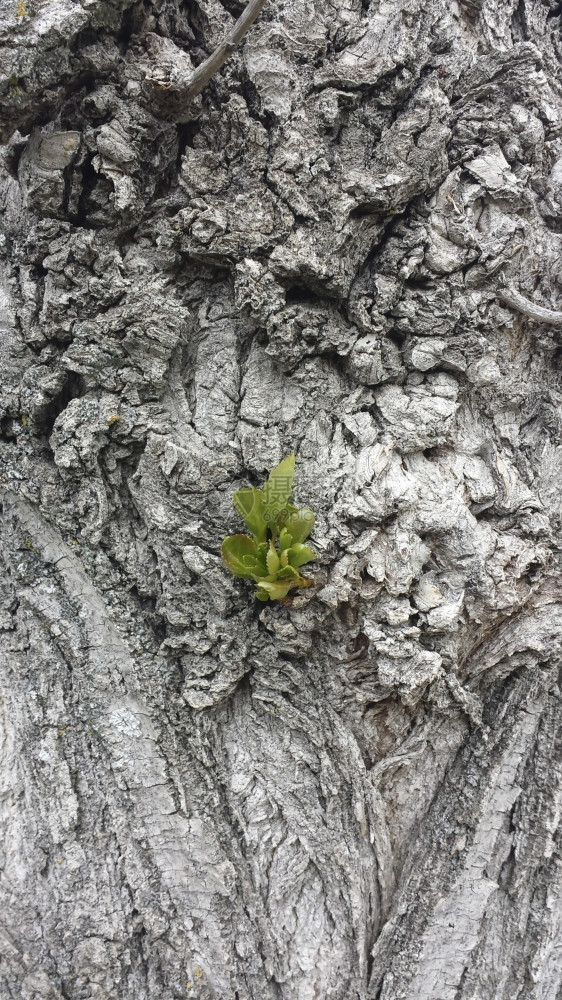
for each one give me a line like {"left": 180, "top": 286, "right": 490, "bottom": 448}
{"left": 186, "top": 0, "right": 269, "bottom": 99}
{"left": 498, "top": 285, "right": 562, "bottom": 327}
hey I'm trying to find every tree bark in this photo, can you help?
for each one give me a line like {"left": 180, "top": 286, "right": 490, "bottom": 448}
{"left": 1, "top": 0, "right": 562, "bottom": 998}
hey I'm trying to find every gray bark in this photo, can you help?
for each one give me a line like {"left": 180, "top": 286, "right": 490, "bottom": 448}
{"left": 1, "top": 0, "right": 562, "bottom": 997}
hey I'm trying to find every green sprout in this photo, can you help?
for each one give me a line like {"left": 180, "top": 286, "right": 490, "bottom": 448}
{"left": 221, "top": 454, "right": 316, "bottom": 602}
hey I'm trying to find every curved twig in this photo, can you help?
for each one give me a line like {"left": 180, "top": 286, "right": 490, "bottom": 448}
{"left": 498, "top": 286, "right": 562, "bottom": 327}
{"left": 186, "top": 0, "right": 269, "bottom": 99}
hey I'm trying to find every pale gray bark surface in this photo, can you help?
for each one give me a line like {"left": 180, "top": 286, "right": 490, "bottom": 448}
{"left": 1, "top": 0, "right": 562, "bottom": 997}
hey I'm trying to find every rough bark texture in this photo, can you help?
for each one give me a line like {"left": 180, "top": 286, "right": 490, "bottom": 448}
{"left": 1, "top": 0, "right": 562, "bottom": 997}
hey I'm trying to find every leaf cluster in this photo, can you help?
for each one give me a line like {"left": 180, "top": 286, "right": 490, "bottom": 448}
{"left": 221, "top": 455, "right": 316, "bottom": 602}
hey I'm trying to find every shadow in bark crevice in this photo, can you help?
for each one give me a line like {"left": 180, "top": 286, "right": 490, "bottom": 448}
{"left": 37, "top": 371, "right": 86, "bottom": 442}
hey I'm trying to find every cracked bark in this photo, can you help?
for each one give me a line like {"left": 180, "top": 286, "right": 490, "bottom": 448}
{"left": 1, "top": 0, "right": 562, "bottom": 998}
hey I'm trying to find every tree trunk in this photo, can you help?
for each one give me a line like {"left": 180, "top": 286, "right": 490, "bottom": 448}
{"left": 1, "top": 0, "right": 562, "bottom": 997}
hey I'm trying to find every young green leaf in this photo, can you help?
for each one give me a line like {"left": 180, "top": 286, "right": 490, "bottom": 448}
{"left": 264, "top": 454, "right": 295, "bottom": 506}
{"left": 288, "top": 543, "right": 316, "bottom": 568}
{"left": 285, "top": 508, "right": 315, "bottom": 544}
{"left": 255, "top": 542, "right": 269, "bottom": 573}
{"left": 233, "top": 488, "right": 267, "bottom": 542}
{"left": 266, "top": 542, "right": 280, "bottom": 575}
{"left": 221, "top": 534, "right": 259, "bottom": 578}
{"left": 242, "top": 556, "right": 262, "bottom": 575}
{"left": 222, "top": 455, "right": 316, "bottom": 601}
{"left": 263, "top": 454, "right": 295, "bottom": 526}
{"left": 255, "top": 579, "right": 294, "bottom": 601}
{"left": 279, "top": 528, "right": 293, "bottom": 551}
{"left": 276, "top": 564, "right": 300, "bottom": 581}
